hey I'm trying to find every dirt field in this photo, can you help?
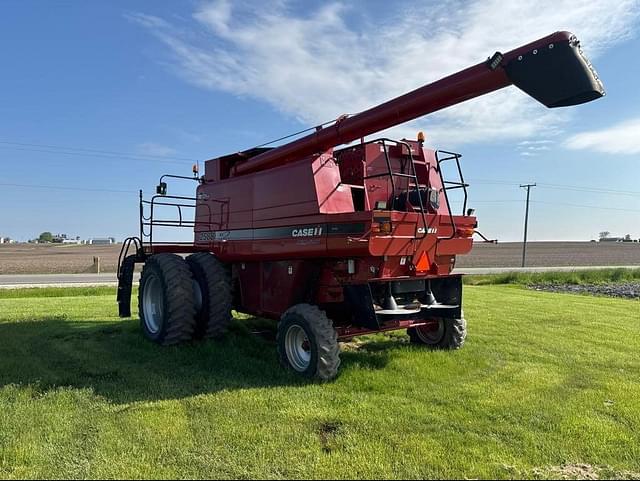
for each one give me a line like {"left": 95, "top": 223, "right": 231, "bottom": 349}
{"left": 456, "top": 241, "right": 640, "bottom": 268}
{"left": 1, "top": 241, "right": 639, "bottom": 275}
{"left": 0, "top": 244, "right": 122, "bottom": 275}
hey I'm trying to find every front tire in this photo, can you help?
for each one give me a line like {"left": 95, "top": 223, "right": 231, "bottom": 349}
{"left": 277, "top": 304, "right": 341, "bottom": 381}
{"left": 408, "top": 317, "right": 467, "bottom": 349}
{"left": 138, "top": 254, "right": 196, "bottom": 345}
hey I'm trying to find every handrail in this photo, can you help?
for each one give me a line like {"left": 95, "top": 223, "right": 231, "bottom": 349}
{"left": 361, "top": 138, "right": 428, "bottom": 240}
{"left": 117, "top": 236, "right": 143, "bottom": 281}
{"left": 435, "top": 150, "right": 467, "bottom": 240}
{"left": 139, "top": 191, "right": 218, "bottom": 249}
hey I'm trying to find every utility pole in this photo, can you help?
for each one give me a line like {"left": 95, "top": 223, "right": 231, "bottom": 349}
{"left": 520, "top": 183, "right": 536, "bottom": 268}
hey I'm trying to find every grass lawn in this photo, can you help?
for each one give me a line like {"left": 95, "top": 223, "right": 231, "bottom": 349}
{"left": 0, "top": 286, "right": 638, "bottom": 479}
{"left": 464, "top": 267, "right": 640, "bottom": 286}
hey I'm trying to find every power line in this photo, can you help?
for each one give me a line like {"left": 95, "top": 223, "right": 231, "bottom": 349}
{"left": 1, "top": 181, "right": 638, "bottom": 213}
{"left": 0, "top": 140, "right": 198, "bottom": 162}
{"left": 1, "top": 141, "right": 637, "bottom": 197}
{"left": 538, "top": 184, "right": 640, "bottom": 197}
{"left": 467, "top": 199, "right": 640, "bottom": 212}
{"left": 468, "top": 178, "right": 640, "bottom": 197}
{"left": 466, "top": 200, "right": 523, "bottom": 203}
{"left": 531, "top": 200, "right": 640, "bottom": 213}
{"left": 0, "top": 145, "right": 191, "bottom": 166}
{"left": 0, "top": 114, "right": 350, "bottom": 167}
{"left": 0, "top": 182, "right": 138, "bottom": 194}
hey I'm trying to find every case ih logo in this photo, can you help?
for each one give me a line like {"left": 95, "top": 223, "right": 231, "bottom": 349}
{"left": 291, "top": 226, "right": 323, "bottom": 238}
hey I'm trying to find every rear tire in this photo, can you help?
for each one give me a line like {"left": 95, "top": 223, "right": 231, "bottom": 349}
{"left": 277, "top": 304, "right": 340, "bottom": 381}
{"left": 186, "top": 252, "right": 233, "bottom": 339}
{"left": 138, "top": 254, "right": 196, "bottom": 346}
{"left": 408, "top": 317, "right": 467, "bottom": 350}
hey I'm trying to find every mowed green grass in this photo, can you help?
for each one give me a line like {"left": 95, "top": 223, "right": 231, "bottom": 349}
{"left": 0, "top": 286, "right": 638, "bottom": 479}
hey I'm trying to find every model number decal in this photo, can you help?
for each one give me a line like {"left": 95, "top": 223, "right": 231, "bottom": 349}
{"left": 198, "top": 231, "right": 229, "bottom": 241}
{"left": 198, "top": 231, "right": 216, "bottom": 241}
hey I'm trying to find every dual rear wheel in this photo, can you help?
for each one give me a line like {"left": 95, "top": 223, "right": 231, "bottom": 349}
{"left": 139, "top": 253, "right": 232, "bottom": 346}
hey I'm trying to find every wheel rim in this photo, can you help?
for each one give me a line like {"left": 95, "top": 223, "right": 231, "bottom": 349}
{"left": 285, "top": 324, "right": 312, "bottom": 372}
{"left": 143, "top": 273, "right": 164, "bottom": 334}
{"left": 415, "top": 319, "right": 445, "bottom": 344}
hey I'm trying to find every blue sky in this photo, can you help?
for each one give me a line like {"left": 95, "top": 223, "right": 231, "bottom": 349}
{"left": 1, "top": 0, "right": 639, "bottom": 242}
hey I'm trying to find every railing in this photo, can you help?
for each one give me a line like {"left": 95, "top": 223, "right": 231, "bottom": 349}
{"left": 117, "top": 236, "right": 143, "bottom": 280}
{"left": 361, "top": 138, "right": 429, "bottom": 239}
{"left": 353, "top": 141, "right": 469, "bottom": 241}
{"left": 137, "top": 174, "right": 226, "bottom": 251}
{"left": 435, "top": 150, "right": 469, "bottom": 240}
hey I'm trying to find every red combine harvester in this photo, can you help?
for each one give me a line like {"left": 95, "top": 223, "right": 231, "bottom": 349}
{"left": 118, "top": 31, "right": 604, "bottom": 380}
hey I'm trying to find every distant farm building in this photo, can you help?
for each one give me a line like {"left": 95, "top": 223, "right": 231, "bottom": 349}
{"left": 53, "top": 234, "right": 83, "bottom": 244}
{"left": 88, "top": 237, "right": 116, "bottom": 245}
{"left": 52, "top": 234, "right": 68, "bottom": 243}
{"left": 599, "top": 237, "right": 625, "bottom": 242}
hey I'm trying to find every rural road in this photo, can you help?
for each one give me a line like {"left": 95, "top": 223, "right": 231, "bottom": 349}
{"left": 0, "top": 273, "right": 140, "bottom": 289}
{"left": 0, "top": 265, "right": 638, "bottom": 289}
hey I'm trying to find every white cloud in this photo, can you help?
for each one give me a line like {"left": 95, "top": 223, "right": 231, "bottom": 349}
{"left": 129, "top": 0, "right": 640, "bottom": 146}
{"left": 518, "top": 140, "right": 555, "bottom": 146}
{"left": 516, "top": 140, "right": 553, "bottom": 156}
{"left": 136, "top": 142, "right": 177, "bottom": 157}
{"left": 565, "top": 118, "right": 640, "bottom": 154}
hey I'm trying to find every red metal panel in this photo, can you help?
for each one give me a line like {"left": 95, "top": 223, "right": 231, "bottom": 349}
{"left": 314, "top": 154, "right": 354, "bottom": 214}
{"left": 252, "top": 158, "right": 319, "bottom": 221}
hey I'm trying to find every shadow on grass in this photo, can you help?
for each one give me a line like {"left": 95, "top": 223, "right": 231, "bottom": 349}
{"left": 0, "top": 316, "right": 396, "bottom": 403}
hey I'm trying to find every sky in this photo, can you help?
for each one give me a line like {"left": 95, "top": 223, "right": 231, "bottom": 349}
{"left": 1, "top": 0, "right": 639, "bottom": 242}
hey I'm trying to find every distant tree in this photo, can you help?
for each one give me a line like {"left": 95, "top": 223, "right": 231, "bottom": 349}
{"left": 38, "top": 232, "right": 53, "bottom": 243}
{"left": 625, "top": 234, "right": 632, "bottom": 242}
{"left": 599, "top": 231, "right": 611, "bottom": 241}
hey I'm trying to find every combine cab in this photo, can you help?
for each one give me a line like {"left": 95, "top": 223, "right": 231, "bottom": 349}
{"left": 118, "top": 32, "right": 604, "bottom": 380}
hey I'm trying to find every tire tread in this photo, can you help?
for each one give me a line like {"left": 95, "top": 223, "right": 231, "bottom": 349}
{"left": 138, "top": 253, "right": 196, "bottom": 346}
{"left": 408, "top": 317, "right": 467, "bottom": 350}
{"left": 186, "top": 252, "right": 233, "bottom": 339}
{"left": 277, "top": 304, "right": 340, "bottom": 381}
